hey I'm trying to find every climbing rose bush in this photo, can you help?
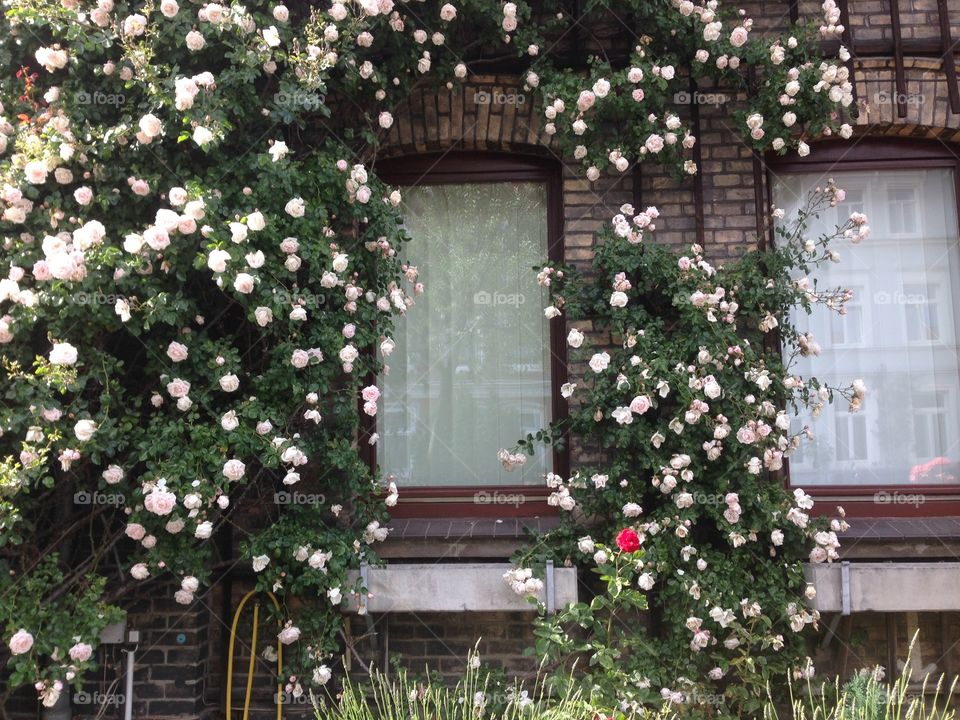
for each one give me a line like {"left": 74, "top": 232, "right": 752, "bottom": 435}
{"left": 0, "top": 0, "right": 854, "bottom": 708}
{"left": 512, "top": 185, "right": 866, "bottom": 718}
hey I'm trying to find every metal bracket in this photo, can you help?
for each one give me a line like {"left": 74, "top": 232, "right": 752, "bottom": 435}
{"left": 546, "top": 560, "right": 556, "bottom": 613}
{"left": 841, "top": 561, "right": 851, "bottom": 616}
{"left": 359, "top": 561, "right": 369, "bottom": 614}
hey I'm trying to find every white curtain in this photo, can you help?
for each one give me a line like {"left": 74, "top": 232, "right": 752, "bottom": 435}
{"left": 775, "top": 168, "right": 960, "bottom": 486}
{"left": 378, "top": 182, "right": 552, "bottom": 487}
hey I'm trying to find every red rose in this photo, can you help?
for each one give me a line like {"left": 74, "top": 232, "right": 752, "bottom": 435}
{"left": 616, "top": 528, "right": 641, "bottom": 553}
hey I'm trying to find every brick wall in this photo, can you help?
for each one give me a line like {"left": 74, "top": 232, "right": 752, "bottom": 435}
{"left": 14, "top": 3, "right": 960, "bottom": 718}
{"left": 344, "top": 611, "right": 539, "bottom": 680}
{"left": 361, "top": 0, "right": 960, "bottom": 699}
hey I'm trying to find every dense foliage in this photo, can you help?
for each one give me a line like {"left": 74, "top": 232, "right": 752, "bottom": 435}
{"left": 515, "top": 187, "right": 865, "bottom": 717}
{"left": 0, "top": 0, "right": 855, "bottom": 711}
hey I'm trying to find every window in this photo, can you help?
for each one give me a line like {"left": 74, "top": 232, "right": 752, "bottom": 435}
{"left": 773, "top": 163, "right": 960, "bottom": 495}
{"left": 372, "top": 154, "right": 565, "bottom": 514}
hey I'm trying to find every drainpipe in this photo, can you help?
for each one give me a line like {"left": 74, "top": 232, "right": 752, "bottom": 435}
{"left": 124, "top": 645, "right": 135, "bottom": 720}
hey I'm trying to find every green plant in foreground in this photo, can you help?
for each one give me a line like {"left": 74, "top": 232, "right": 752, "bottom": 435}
{"left": 315, "top": 645, "right": 594, "bottom": 720}
{"left": 314, "top": 634, "right": 959, "bottom": 720}
{"left": 771, "top": 634, "right": 957, "bottom": 720}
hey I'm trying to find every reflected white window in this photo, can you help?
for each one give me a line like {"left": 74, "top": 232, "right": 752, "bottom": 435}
{"left": 830, "top": 284, "right": 863, "bottom": 346}
{"left": 379, "top": 181, "right": 552, "bottom": 487}
{"left": 776, "top": 168, "right": 960, "bottom": 487}
{"left": 834, "top": 410, "right": 868, "bottom": 462}
{"left": 903, "top": 282, "right": 941, "bottom": 343}
{"left": 887, "top": 187, "right": 918, "bottom": 235}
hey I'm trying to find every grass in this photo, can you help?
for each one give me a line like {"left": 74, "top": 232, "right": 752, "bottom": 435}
{"left": 313, "top": 648, "right": 590, "bottom": 720}
{"left": 316, "top": 636, "right": 957, "bottom": 720}
{"left": 770, "top": 635, "right": 958, "bottom": 720}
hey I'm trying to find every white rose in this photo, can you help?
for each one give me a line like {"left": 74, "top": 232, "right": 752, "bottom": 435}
{"left": 102, "top": 465, "right": 124, "bottom": 484}
{"left": 246, "top": 211, "right": 266, "bottom": 231}
{"left": 285, "top": 197, "right": 305, "bottom": 217}
{"left": 588, "top": 352, "right": 611, "bottom": 373}
{"left": 74, "top": 419, "right": 97, "bottom": 441}
{"left": 234, "top": 273, "right": 255, "bottom": 294}
{"left": 223, "top": 459, "right": 246, "bottom": 481}
{"left": 207, "top": 249, "right": 230, "bottom": 273}
{"left": 49, "top": 342, "right": 78, "bottom": 366}
{"left": 566, "top": 329, "right": 584, "bottom": 348}
{"left": 610, "top": 291, "right": 628, "bottom": 307}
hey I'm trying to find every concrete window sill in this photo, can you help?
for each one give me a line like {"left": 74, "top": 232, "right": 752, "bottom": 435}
{"left": 805, "top": 561, "right": 960, "bottom": 612}
{"left": 344, "top": 562, "right": 578, "bottom": 613}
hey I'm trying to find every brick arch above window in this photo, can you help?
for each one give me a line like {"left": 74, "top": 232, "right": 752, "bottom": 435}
{"left": 377, "top": 75, "right": 556, "bottom": 158}
{"left": 852, "top": 58, "right": 960, "bottom": 141}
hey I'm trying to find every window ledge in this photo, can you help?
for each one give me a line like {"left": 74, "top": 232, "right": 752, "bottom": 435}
{"left": 344, "top": 562, "right": 577, "bottom": 613}
{"left": 386, "top": 516, "right": 560, "bottom": 540}
{"left": 806, "top": 561, "right": 960, "bottom": 612}
{"left": 843, "top": 516, "right": 960, "bottom": 539}
{"left": 377, "top": 516, "right": 560, "bottom": 559}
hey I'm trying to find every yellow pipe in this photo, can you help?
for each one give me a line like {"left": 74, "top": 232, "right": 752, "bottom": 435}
{"left": 226, "top": 590, "right": 285, "bottom": 720}
{"left": 243, "top": 601, "right": 259, "bottom": 720}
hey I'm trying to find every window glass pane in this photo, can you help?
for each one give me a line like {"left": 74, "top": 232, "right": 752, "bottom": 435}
{"left": 775, "top": 168, "right": 960, "bottom": 486}
{"left": 379, "top": 182, "right": 552, "bottom": 487}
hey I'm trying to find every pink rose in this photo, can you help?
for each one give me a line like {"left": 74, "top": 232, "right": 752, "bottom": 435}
{"left": 8, "top": 629, "right": 34, "bottom": 655}
{"left": 73, "top": 187, "right": 93, "bottom": 205}
{"left": 629, "top": 395, "right": 651, "bottom": 414}
{"left": 125, "top": 523, "right": 146, "bottom": 540}
{"left": 166, "top": 378, "right": 190, "bottom": 398}
{"left": 730, "top": 26, "right": 749, "bottom": 47}
{"left": 144, "top": 487, "right": 177, "bottom": 515}
{"left": 166, "top": 341, "right": 188, "bottom": 362}
{"left": 143, "top": 226, "right": 170, "bottom": 251}
{"left": 233, "top": 273, "right": 255, "bottom": 294}
{"left": 577, "top": 90, "right": 596, "bottom": 112}
{"left": 644, "top": 134, "right": 665, "bottom": 153}
{"left": 68, "top": 642, "right": 93, "bottom": 662}
{"left": 439, "top": 2, "right": 456, "bottom": 20}
{"left": 361, "top": 385, "right": 380, "bottom": 402}
{"left": 129, "top": 178, "right": 150, "bottom": 196}
{"left": 32, "top": 261, "right": 52, "bottom": 281}
{"left": 291, "top": 350, "right": 309, "bottom": 368}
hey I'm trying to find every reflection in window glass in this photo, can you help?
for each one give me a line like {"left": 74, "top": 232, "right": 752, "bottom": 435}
{"left": 775, "top": 169, "right": 960, "bottom": 486}
{"left": 379, "top": 182, "right": 552, "bottom": 487}
{"left": 903, "top": 283, "right": 940, "bottom": 342}
{"left": 830, "top": 285, "right": 863, "bottom": 345}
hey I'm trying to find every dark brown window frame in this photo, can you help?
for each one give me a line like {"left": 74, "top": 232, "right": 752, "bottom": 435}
{"left": 766, "top": 137, "right": 960, "bottom": 517}
{"left": 361, "top": 151, "right": 568, "bottom": 518}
